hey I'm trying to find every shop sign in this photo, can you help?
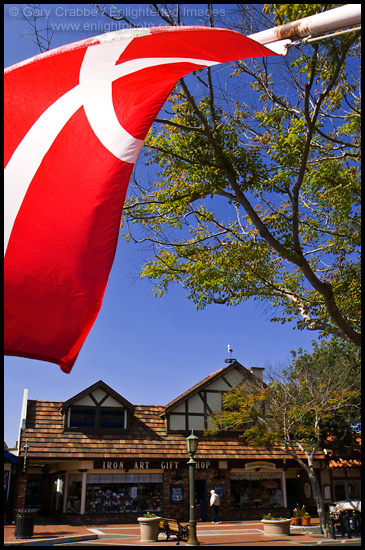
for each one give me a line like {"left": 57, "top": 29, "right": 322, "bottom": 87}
{"left": 170, "top": 485, "right": 184, "bottom": 503}
{"left": 245, "top": 462, "right": 276, "bottom": 470}
{"left": 94, "top": 459, "right": 214, "bottom": 470}
{"left": 214, "top": 484, "right": 226, "bottom": 501}
{"left": 161, "top": 460, "right": 212, "bottom": 469}
{"left": 304, "top": 482, "right": 312, "bottom": 498}
{"left": 94, "top": 460, "right": 152, "bottom": 470}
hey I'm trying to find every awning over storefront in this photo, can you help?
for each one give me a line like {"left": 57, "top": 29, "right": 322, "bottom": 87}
{"left": 4, "top": 450, "right": 18, "bottom": 464}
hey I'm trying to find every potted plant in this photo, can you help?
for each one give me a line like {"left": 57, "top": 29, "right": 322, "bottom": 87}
{"left": 301, "top": 506, "right": 311, "bottom": 526}
{"left": 291, "top": 504, "right": 302, "bottom": 525}
{"left": 137, "top": 512, "right": 161, "bottom": 542}
{"left": 261, "top": 513, "right": 291, "bottom": 536}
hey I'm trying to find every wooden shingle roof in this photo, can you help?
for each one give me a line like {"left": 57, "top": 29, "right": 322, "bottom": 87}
{"left": 19, "top": 397, "right": 308, "bottom": 462}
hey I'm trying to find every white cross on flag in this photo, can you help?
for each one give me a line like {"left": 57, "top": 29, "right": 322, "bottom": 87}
{"left": 4, "top": 26, "right": 285, "bottom": 372}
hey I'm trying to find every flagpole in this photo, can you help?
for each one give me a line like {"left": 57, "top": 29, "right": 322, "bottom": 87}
{"left": 249, "top": 4, "right": 361, "bottom": 46}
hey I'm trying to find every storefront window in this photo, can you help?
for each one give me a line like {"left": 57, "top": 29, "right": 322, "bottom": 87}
{"left": 231, "top": 473, "right": 284, "bottom": 509}
{"left": 66, "top": 474, "right": 82, "bottom": 513}
{"left": 51, "top": 475, "right": 64, "bottom": 512}
{"left": 334, "top": 480, "right": 361, "bottom": 501}
{"left": 85, "top": 473, "right": 163, "bottom": 514}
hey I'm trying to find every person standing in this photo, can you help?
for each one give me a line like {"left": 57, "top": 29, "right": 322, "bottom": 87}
{"left": 210, "top": 489, "right": 221, "bottom": 523}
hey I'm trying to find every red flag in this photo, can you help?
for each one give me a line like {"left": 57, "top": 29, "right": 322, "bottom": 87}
{"left": 4, "top": 26, "right": 285, "bottom": 373}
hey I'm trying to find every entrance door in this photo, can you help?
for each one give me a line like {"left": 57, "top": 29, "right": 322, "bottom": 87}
{"left": 286, "top": 478, "right": 301, "bottom": 511}
{"left": 195, "top": 480, "right": 207, "bottom": 521}
{"left": 25, "top": 479, "right": 43, "bottom": 508}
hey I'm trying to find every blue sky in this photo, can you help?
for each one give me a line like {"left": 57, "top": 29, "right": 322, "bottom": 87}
{"left": 4, "top": 4, "right": 318, "bottom": 448}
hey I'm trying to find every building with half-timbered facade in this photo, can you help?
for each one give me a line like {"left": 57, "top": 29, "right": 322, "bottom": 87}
{"left": 11, "top": 360, "right": 360, "bottom": 523}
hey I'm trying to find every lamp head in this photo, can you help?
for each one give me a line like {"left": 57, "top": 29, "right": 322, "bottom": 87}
{"left": 186, "top": 430, "right": 199, "bottom": 456}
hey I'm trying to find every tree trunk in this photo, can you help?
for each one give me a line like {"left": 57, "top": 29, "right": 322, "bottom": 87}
{"left": 305, "top": 463, "right": 329, "bottom": 537}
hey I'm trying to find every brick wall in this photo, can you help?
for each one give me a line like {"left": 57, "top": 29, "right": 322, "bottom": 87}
{"left": 13, "top": 469, "right": 27, "bottom": 513}
{"left": 12, "top": 465, "right": 290, "bottom": 524}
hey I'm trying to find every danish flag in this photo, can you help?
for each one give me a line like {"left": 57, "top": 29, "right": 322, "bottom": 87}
{"left": 4, "top": 26, "right": 285, "bottom": 372}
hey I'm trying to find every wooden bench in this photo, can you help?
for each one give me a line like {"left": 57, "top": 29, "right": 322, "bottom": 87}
{"left": 158, "top": 517, "right": 189, "bottom": 544}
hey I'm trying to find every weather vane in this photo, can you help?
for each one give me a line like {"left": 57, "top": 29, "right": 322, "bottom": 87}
{"left": 225, "top": 345, "right": 235, "bottom": 363}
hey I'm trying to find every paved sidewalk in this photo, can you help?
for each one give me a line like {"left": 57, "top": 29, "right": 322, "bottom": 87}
{"left": 4, "top": 518, "right": 361, "bottom": 546}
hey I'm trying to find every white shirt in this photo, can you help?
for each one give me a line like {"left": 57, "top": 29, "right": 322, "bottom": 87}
{"left": 210, "top": 492, "right": 220, "bottom": 506}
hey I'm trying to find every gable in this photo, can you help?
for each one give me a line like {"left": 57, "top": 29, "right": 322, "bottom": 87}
{"left": 164, "top": 361, "right": 263, "bottom": 432}
{"left": 70, "top": 392, "right": 125, "bottom": 409}
{"left": 60, "top": 380, "right": 134, "bottom": 413}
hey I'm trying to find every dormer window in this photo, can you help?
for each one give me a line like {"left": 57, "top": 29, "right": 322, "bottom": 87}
{"left": 61, "top": 380, "right": 134, "bottom": 433}
{"left": 68, "top": 406, "right": 126, "bottom": 429}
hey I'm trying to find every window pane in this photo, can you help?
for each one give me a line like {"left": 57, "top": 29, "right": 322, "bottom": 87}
{"left": 100, "top": 409, "right": 124, "bottom": 428}
{"left": 70, "top": 408, "right": 96, "bottom": 428}
{"left": 230, "top": 476, "right": 283, "bottom": 509}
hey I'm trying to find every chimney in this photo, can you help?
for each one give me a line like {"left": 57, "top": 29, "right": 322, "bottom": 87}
{"left": 248, "top": 367, "right": 264, "bottom": 382}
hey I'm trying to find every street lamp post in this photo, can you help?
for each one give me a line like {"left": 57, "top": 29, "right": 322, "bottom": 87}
{"left": 186, "top": 431, "right": 199, "bottom": 546}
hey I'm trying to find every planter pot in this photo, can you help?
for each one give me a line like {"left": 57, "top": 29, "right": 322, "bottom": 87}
{"left": 301, "top": 516, "right": 311, "bottom": 526}
{"left": 291, "top": 517, "right": 302, "bottom": 525}
{"left": 137, "top": 516, "right": 161, "bottom": 543}
{"left": 261, "top": 518, "right": 291, "bottom": 536}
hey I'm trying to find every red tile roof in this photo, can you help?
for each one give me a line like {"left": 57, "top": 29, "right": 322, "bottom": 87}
{"left": 328, "top": 437, "right": 361, "bottom": 469}
{"left": 328, "top": 458, "right": 361, "bottom": 469}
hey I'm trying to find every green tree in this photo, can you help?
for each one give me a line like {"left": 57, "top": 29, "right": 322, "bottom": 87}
{"left": 121, "top": 4, "right": 361, "bottom": 346}
{"left": 209, "top": 338, "right": 361, "bottom": 535}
